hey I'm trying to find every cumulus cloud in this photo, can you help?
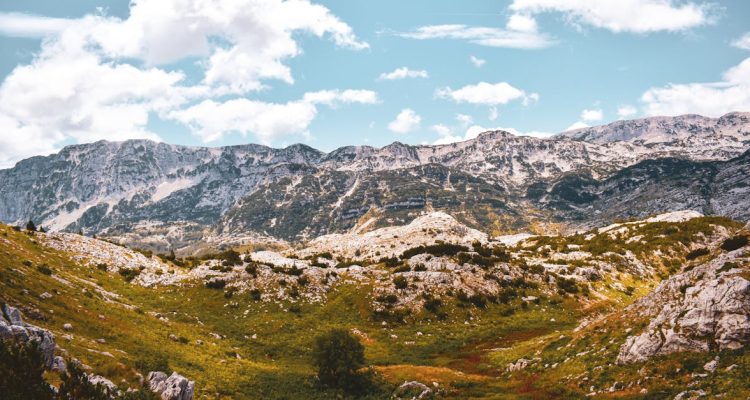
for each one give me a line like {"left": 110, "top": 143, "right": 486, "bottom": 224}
{"left": 617, "top": 105, "right": 638, "bottom": 119}
{"left": 0, "top": 0, "right": 371, "bottom": 167}
{"left": 732, "top": 33, "right": 750, "bottom": 51}
{"left": 510, "top": 0, "right": 716, "bottom": 33}
{"left": 399, "top": 23, "right": 553, "bottom": 49}
{"left": 378, "top": 67, "right": 429, "bottom": 81}
{"left": 580, "top": 108, "right": 603, "bottom": 121}
{"left": 436, "top": 81, "right": 538, "bottom": 106}
{"left": 388, "top": 109, "right": 421, "bottom": 133}
{"left": 469, "top": 56, "right": 486, "bottom": 68}
{"left": 640, "top": 57, "right": 750, "bottom": 117}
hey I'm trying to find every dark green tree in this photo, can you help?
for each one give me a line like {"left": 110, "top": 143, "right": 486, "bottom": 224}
{"left": 0, "top": 339, "right": 55, "bottom": 400}
{"left": 57, "top": 360, "right": 112, "bottom": 400}
{"left": 25, "top": 219, "right": 37, "bottom": 232}
{"left": 312, "top": 329, "right": 365, "bottom": 390}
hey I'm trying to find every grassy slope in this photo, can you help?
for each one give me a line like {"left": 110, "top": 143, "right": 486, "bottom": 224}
{"left": 1, "top": 217, "right": 748, "bottom": 399}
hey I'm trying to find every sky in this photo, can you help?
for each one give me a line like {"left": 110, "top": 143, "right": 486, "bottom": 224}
{"left": 0, "top": 0, "right": 749, "bottom": 167}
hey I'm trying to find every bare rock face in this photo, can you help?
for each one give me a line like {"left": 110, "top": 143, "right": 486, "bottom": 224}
{"left": 147, "top": 371, "right": 195, "bottom": 400}
{"left": 0, "top": 304, "right": 56, "bottom": 368}
{"left": 617, "top": 251, "right": 750, "bottom": 364}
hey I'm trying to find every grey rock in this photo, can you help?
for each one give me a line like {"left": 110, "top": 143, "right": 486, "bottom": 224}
{"left": 0, "top": 304, "right": 56, "bottom": 368}
{"left": 51, "top": 356, "right": 67, "bottom": 374}
{"left": 617, "top": 255, "right": 750, "bottom": 364}
{"left": 392, "top": 381, "right": 432, "bottom": 400}
{"left": 148, "top": 371, "right": 194, "bottom": 400}
{"left": 63, "top": 323, "right": 73, "bottom": 331}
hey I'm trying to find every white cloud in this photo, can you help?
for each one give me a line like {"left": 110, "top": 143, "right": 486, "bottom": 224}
{"left": 565, "top": 121, "right": 590, "bottom": 131}
{"left": 170, "top": 90, "right": 377, "bottom": 143}
{"left": 488, "top": 107, "right": 499, "bottom": 121}
{"left": 378, "top": 67, "right": 429, "bottom": 81}
{"left": 168, "top": 99, "right": 317, "bottom": 144}
{"left": 506, "top": 14, "right": 538, "bottom": 33}
{"left": 0, "top": 0, "right": 371, "bottom": 167}
{"left": 732, "top": 33, "right": 750, "bottom": 51}
{"left": 510, "top": 0, "right": 716, "bottom": 33}
{"left": 302, "top": 89, "right": 379, "bottom": 106}
{"left": 431, "top": 124, "right": 452, "bottom": 137}
{"left": 469, "top": 56, "right": 486, "bottom": 68}
{"left": 388, "top": 109, "right": 421, "bottom": 133}
{"left": 399, "top": 23, "right": 553, "bottom": 49}
{"left": 456, "top": 114, "right": 474, "bottom": 126}
{"left": 580, "top": 108, "right": 603, "bottom": 121}
{"left": 640, "top": 57, "right": 750, "bottom": 117}
{"left": 436, "top": 81, "right": 538, "bottom": 106}
{"left": 617, "top": 105, "right": 638, "bottom": 119}
{"left": 0, "top": 12, "right": 75, "bottom": 38}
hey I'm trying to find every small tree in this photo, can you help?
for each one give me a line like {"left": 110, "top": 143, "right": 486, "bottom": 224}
{"left": 25, "top": 220, "right": 37, "bottom": 232}
{"left": 0, "top": 339, "right": 54, "bottom": 400}
{"left": 312, "top": 329, "right": 365, "bottom": 390}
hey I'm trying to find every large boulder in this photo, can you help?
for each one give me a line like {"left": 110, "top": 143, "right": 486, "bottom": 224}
{"left": 147, "top": 371, "right": 195, "bottom": 400}
{"left": 617, "top": 251, "right": 750, "bottom": 364}
{"left": 0, "top": 304, "right": 56, "bottom": 368}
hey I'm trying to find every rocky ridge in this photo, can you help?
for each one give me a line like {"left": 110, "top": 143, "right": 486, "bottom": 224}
{"left": 0, "top": 113, "right": 748, "bottom": 249}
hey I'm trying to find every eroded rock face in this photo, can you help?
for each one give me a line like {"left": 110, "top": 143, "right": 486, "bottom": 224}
{"left": 617, "top": 250, "right": 750, "bottom": 364}
{"left": 147, "top": 371, "right": 195, "bottom": 400}
{"left": 0, "top": 304, "right": 56, "bottom": 368}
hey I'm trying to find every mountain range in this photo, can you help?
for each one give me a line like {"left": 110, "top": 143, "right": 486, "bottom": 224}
{"left": 1, "top": 112, "right": 748, "bottom": 253}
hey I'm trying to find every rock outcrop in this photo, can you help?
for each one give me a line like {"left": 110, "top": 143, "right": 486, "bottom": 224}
{"left": 0, "top": 304, "right": 56, "bottom": 368}
{"left": 617, "top": 246, "right": 750, "bottom": 364}
{"left": 392, "top": 381, "right": 432, "bottom": 400}
{"left": 147, "top": 371, "right": 195, "bottom": 400}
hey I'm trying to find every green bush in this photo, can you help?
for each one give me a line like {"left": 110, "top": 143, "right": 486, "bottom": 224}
{"left": 0, "top": 339, "right": 54, "bottom": 400}
{"left": 36, "top": 264, "right": 52, "bottom": 275}
{"left": 720, "top": 235, "right": 748, "bottom": 252}
{"left": 685, "top": 248, "right": 710, "bottom": 260}
{"left": 312, "top": 329, "right": 366, "bottom": 391}
{"left": 393, "top": 276, "right": 408, "bottom": 289}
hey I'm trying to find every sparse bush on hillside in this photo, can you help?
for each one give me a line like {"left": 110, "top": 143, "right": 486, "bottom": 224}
{"left": 556, "top": 277, "right": 579, "bottom": 294}
{"left": 205, "top": 278, "right": 226, "bottom": 289}
{"left": 36, "top": 264, "right": 52, "bottom": 275}
{"left": 119, "top": 268, "right": 141, "bottom": 282}
{"left": 312, "top": 329, "right": 366, "bottom": 391}
{"left": 25, "top": 220, "right": 36, "bottom": 232}
{"left": 400, "top": 243, "right": 468, "bottom": 260}
{"left": 0, "top": 339, "right": 54, "bottom": 400}
{"left": 720, "top": 235, "right": 748, "bottom": 252}
{"left": 393, "top": 275, "right": 408, "bottom": 289}
{"left": 685, "top": 248, "right": 710, "bottom": 260}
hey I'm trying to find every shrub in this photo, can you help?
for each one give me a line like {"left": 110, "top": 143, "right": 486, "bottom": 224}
{"left": 22, "top": 260, "right": 33, "bottom": 267}
{"left": 685, "top": 248, "right": 710, "bottom": 260}
{"left": 58, "top": 360, "right": 113, "bottom": 400}
{"left": 205, "top": 279, "right": 226, "bottom": 289}
{"left": 119, "top": 268, "right": 140, "bottom": 282}
{"left": 377, "top": 294, "right": 398, "bottom": 304}
{"left": 400, "top": 243, "right": 468, "bottom": 260}
{"left": 720, "top": 235, "right": 748, "bottom": 252}
{"left": 392, "top": 265, "right": 410, "bottom": 273}
{"left": 556, "top": 277, "right": 579, "bottom": 294}
{"left": 244, "top": 263, "right": 258, "bottom": 276}
{"left": 25, "top": 220, "right": 37, "bottom": 232}
{"left": 36, "top": 264, "right": 52, "bottom": 275}
{"left": 312, "top": 329, "right": 365, "bottom": 390}
{"left": 297, "top": 276, "right": 310, "bottom": 286}
{"left": 393, "top": 275, "right": 408, "bottom": 289}
{"left": 249, "top": 288, "right": 262, "bottom": 301}
{"left": 96, "top": 263, "right": 108, "bottom": 271}
{"left": 0, "top": 339, "right": 54, "bottom": 400}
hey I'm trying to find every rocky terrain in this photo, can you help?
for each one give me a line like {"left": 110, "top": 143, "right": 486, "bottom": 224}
{"left": 1, "top": 208, "right": 749, "bottom": 398}
{"left": 0, "top": 113, "right": 748, "bottom": 251}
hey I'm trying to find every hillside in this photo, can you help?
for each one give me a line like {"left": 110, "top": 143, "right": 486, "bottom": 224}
{"left": 2, "top": 212, "right": 748, "bottom": 398}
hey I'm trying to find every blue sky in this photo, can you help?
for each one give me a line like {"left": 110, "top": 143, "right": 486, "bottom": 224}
{"left": 0, "top": 0, "right": 749, "bottom": 166}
